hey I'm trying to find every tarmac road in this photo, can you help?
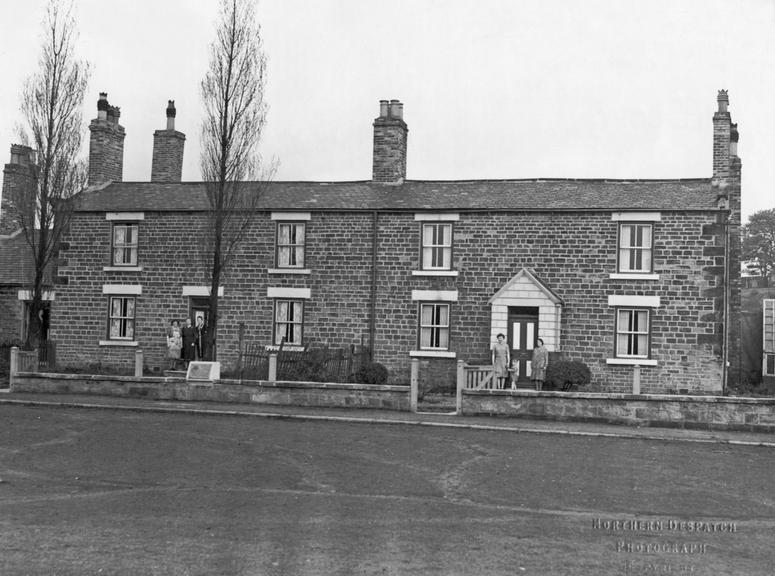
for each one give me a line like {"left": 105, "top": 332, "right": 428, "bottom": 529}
{"left": 0, "top": 403, "right": 773, "bottom": 575}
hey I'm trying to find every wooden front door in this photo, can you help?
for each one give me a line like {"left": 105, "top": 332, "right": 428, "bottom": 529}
{"left": 508, "top": 307, "right": 539, "bottom": 383}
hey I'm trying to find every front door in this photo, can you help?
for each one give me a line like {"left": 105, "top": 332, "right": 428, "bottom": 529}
{"left": 189, "top": 297, "right": 210, "bottom": 360}
{"left": 508, "top": 307, "right": 539, "bottom": 383}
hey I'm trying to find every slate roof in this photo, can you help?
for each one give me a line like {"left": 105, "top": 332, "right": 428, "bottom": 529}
{"left": 74, "top": 178, "right": 718, "bottom": 213}
{"left": 0, "top": 230, "right": 35, "bottom": 285}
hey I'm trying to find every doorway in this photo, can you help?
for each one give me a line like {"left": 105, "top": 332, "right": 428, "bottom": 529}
{"left": 189, "top": 297, "right": 210, "bottom": 360}
{"left": 507, "top": 307, "right": 539, "bottom": 383}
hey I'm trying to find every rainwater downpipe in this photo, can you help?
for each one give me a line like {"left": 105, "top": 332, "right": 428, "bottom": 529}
{"left": 722, "top": 209, "right": 730, "bottom": 395}
{"left": 369, "top": 210, "right": 379, "bottom": 361}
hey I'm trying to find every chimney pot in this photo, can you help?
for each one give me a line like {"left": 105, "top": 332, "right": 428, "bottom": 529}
{"left": 379, "top": 100, "right": 389, "bottom": 118}
{"left": 389, "top": 99, "right": 401, "bottom": 119}
{"left": 717, "top": 89, "right": 729, "bottom": 113}
{"left": 166, "top": 100, "right": 176, "bottom": 130}
{"left": 97, "top": 92, "right": 109, "bottom": 120}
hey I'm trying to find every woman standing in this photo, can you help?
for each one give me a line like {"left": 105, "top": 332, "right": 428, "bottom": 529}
{"left": 491, "top": 333, "right": 510, "bottom": 389}
{"left": 531, "top": 338, "right": 549, "bottom": 391}
{"left": 166, "top": 320, "right": 182, "bottom": 370}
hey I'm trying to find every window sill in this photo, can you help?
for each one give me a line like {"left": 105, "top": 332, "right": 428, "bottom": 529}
{"left": 411, "top": 270, "right": 459, "bottom": 277}
{"left": 103, "top": 266, "right": 143, "bottom": 272}
{"left": 99, "top": 340, "right": 139, "bottom": 347}
{"left": 409, "top": 350, "right": 457, "bottom": 358}
{"left": 609, "top": 273, "right": 659, "bottom": 280}
{"left": 606, "top": 358, "right": 657, "bottom": 366}
{"left": 267, "top": 268, "right": 311, "bottom": 275}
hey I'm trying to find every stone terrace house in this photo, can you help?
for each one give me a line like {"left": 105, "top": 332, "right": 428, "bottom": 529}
{"left": 43, "top": 92, "right": 742, "bottom": 393}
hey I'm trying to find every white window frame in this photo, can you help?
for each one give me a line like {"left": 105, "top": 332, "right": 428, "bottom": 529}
{"left": 276, "top": 222, "right": 306, "bottom": 269}
{"left": 111, "top": 222, "right": 139, "bottom": 267}
{"left": 418, "top": 302, "right": 451, "bottom": 351}
{"left": 615, "top": 308, "right": 651, "bottom": 360}
{"left": 274, "top": 299, "right": 304, "bottom": 346}
{"left": 617, "top": 222, "right": 653, "bottom": 274}
{"left": 421, "top": 222, "right": 453, "bottom": 271}
{"left": 107, "top": 295, "right": 136, "bottom": 341}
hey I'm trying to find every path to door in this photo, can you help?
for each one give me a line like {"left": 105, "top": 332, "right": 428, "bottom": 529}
{"left": 0, "top": 404, "right": 773, "bottom": 575}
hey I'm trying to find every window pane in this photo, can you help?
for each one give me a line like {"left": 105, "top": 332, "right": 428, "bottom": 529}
{"left": 276, "top": 301, "right": 288, "bottom": 321}
{"left": 438, "top": 327, "right": 449, "bottom": 348}
{"left": 620, "top": 225, "right": 633, "bottom": 248}
{"left": 278, "top": 225, "right": 290, "bottom": 244}
{"left": 278, "top": 247, "right": 290, "bottom": 266}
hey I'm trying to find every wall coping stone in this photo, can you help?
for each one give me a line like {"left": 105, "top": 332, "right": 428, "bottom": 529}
{"left": 462, "top": 388, "right": 775, "bottom": 405}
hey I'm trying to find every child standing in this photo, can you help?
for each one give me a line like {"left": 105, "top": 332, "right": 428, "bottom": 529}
{"left": 508, "top": 359, "right": 519, "bottom": 390}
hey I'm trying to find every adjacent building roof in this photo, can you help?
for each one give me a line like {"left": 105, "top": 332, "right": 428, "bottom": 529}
{"left": 74, "top": 178, "right": 718, "bottom": 213}
{"left": 0, "top": 230, "right": 35, "bottom": 285}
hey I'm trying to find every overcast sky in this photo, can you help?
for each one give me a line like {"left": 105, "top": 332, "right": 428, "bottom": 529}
{"left": 1, "top": 0, "right": 773, "bottom": 221}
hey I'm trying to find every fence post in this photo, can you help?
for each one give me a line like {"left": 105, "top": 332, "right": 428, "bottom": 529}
{"left": 268, "top": 353, "right": 278, "bottom": 382}
{"left": 135, "top": 349, "right": 144, "bottom": 378}
{"left": 9, "top": 346, "right": 19, "bottom": 390}
{"left": 410, "top": 358, "right": 419, "bottom": 412}
{"left": 632, "top": 364, "right": 641, "bottom": 394}
{"left": 456, "top": 359, "right": 466, "bottom": 415}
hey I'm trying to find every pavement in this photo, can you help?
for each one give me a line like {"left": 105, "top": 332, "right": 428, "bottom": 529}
{"left": 2, "top": 388, "right": 774, "bottom": 447}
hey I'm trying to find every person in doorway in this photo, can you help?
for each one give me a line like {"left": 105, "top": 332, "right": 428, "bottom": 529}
{"left": 195, "top": 316, "right": 207, "bottom": 361}
{"left": 166, "top": 320, "right": 182, "bottom": 370}
{"left": 181, "top": 318, "right": 197, "bottom": 366}
{"left": 531, "top": 338, "right": 548, "bottom": 391}
{"left": 491, "top": 333, "right": 510, "bottom": 389}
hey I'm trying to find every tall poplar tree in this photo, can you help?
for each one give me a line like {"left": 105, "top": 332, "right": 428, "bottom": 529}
{"left": 13, "top": 0, "right": 89, "bottom": 348}
{"left": 199, "top": 0, "right": 273, "bottom": 360}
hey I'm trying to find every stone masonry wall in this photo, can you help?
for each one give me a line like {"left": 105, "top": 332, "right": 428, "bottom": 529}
{"left": 52, "top": 207, "right": 725, "bottom": 393}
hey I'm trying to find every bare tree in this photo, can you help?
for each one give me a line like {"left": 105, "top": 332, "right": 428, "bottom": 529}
{"left": 13, "top": 0, "right": 89, "bottom": 348}
{"left": 200, "top": 0, "right": 274, "bottom": 360}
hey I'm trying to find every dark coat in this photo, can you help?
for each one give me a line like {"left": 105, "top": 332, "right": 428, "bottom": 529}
{"left": 181, "top": 325, "right": 197, "bottom": 361}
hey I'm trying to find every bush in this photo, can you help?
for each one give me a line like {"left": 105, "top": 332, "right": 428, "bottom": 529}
{"left": 352, "top": 362, "right": 389, "bottom": 385}
{"left": 545, "top": 360, "right": 591, "bottom": 391}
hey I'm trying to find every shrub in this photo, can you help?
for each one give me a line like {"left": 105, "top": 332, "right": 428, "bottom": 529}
{"left": 545, "top": 360, "right": 591, "bottom": 391}
{"left": 352, "top": 362, "right": 389, "bottom": 385}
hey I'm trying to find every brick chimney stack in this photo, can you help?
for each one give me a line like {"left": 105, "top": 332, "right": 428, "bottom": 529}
{"left": 372, "top": 99, "right": 408, "bottom": 184}
{"left": 712, "top": 89, "right": 733, "bottom": 182}
{"left": 88, "top": 92, "right": 125, "bottom": 186}
{"left": 151, "top": 100, "right": 186, "bottom": 183}
{"left": 1, "top": 144, "right": 35, "bottom": 235}
{"left": 710, "top": 90, "right": 742, "bottom": 387}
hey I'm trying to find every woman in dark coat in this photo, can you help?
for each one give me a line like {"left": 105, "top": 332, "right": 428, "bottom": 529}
{"left": 181, "top": 318, "right": 197, "bottom": 365}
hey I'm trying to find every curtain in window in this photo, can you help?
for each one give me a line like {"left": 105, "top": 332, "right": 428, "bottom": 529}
{"left": 422, "top": 224, "right": 451, "bottom": 269}
{"left": 109, "top": 297, "right": 135, "bottom": 339}
{"left": 275, "top": 300, "right": 302, "bottom": 345}
{"left": 617, "top": 309, "right": 648, "bottom": 357}
{"left": 420, "top": 304, "right": 449, "bottom": 349}
{"left": 278, "top": 224, "right": 304, "bottom": 267}
{"left": 113, "top": 225, "right": 137, "bottom": 265}
{"left": 619, "top": 224, "right": 651, "bottom": 272}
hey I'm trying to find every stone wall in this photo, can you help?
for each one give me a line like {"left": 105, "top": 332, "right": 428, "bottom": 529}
{"left": 461, "top": 389, "right": 775, "bottom": 432}
{"left": 10, "top": 372, "right": 410, "bottom": 411}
